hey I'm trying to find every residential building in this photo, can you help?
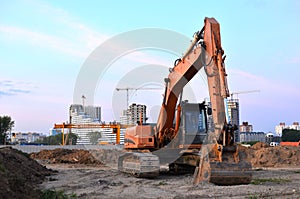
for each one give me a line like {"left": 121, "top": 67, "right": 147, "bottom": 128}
{"left": 227, "top": 99, "right": 240, "bottom": 142}
{"left": 240, "top": 132, "right": 265, "bottom": 142}
{"left": 49, "top": 128, "right": 62, "bottom": 136}
{"left": 98, "top": 128, "right": 125, "bottom": 144}
{"left": 275, "top": 122, "right": 300, "bottom": 136}
{"left": 120, "top": 109, "right": 130, "bottom": 125}
{"left": 69, "top": 104, "right": 101, "bottom": 123}
{"left": 69, "top": 104, "right": 102, "bottom": 145}
{"left": 11, "top": 132, "right": 45, "bottom": 143}
{"left": 239, "top": 122, "right": 253, "bottom": 132}
{"left": 291, "top": 122, "right": 300, "bottom": 130}
{"left": 120, "top": 103, "right": 147, "bottom": 125}
{"left": 84, "top": 106, "right": 101, "bottom": 122}
{"left": 275, "top": 122, "right": 286, "bottom": 136}
{"left": 265, "top": 132, "right": 281, "bottom": 144}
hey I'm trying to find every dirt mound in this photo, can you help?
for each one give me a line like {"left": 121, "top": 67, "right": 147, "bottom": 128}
{"left": 31, "top": 148, "right": 103, "bottom": 165}
{"left": 0, "top": 147, "right": 53, "bottom": 199}
{"left": 251, "top": 145, "right": 300, "bottom": 167}
{"left": 30, "top": 145, "right": 300, "bottom": 169}
{"left": 251, "top": 142, "right": 270, "bottom": 150}
{"left": 239, "top": 144, "right": 300, "bottom": 168}
{"left": 90, "top": 149, "right": 124, "bottom": 167}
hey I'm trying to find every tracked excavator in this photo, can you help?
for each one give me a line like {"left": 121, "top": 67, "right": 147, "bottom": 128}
{"left": 118, "top": 17, "right": 252, "bottom": 185}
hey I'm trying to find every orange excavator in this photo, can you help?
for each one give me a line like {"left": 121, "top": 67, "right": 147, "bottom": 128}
{"left": 118, "top": 17, "right": 252, "bottom": 185}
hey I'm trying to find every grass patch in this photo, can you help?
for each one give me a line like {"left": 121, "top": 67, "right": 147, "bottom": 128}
{"left": 41, "top": 189, "right": 76, "bottom": 199}
{"left": 248, "top": 195, "right": 258, "bottom": 199}
{"left": 251, "top": 178, "right": 290, "bottom": 185}
{"left": 154, "top": 181, "right": 168, "bottom": 186}
{"left": 0, "top": 163, "right": 6, "bottom": 173}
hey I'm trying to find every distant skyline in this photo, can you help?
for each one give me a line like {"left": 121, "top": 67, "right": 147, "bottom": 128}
{"left": 1, "top": 0, "right": 300, "bottom": 133}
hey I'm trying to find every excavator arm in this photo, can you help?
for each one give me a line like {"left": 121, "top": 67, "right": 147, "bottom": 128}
{"left": 155, "top": 28, "right": 205, "bottom": 147}
{"left": 156, "top": 17, "right": 230, "bottom": 148}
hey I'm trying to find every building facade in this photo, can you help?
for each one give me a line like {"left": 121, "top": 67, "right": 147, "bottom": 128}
{"left": 227, "top": 99, "right": 240, "bottom": 142}
{"left": 239, "top": 131, "right": 265, "bottom": 142}
{"left": 275, "top": 122, "right": 300, "bottom": 136}
{"left": 69, "top": 104, "right": 101, "bottom": 123}
{"left": 120, "top": 103, "right": 147, "bottom": 125}
{"left": 69, "top": 104, "right": 102, "bottom": 145}
{"left": 239, "top": 121, "right": 253, "bottom": 132}
{"left": 11, "top": 132, "right": 45, "bottom": 143}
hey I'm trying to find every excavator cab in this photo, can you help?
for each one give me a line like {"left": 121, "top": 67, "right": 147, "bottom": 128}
{"left": 179, "top": 101, "right": 210, "bottom": 146}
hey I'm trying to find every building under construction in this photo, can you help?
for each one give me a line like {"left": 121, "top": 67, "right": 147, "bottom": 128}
{"left": 120, "top": 103, "right": 147, "bottom": 125}
{"left": 227, "top": 99, "right": 240, "bottom": 142}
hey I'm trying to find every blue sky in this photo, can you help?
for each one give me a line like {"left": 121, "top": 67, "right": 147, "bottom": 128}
{"left": 1, "top": 0, "right": 300, "bottom": 133}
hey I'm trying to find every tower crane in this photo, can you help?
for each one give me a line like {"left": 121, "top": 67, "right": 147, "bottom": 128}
{"left": 115, "top": 86, "right": 163, "bottom": 108}
{"left": 230, "top": 89, "right": 260, "bottom": 100}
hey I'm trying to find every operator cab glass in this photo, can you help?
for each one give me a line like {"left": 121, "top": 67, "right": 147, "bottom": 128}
{"left": 181, "top": 102, "right": 208, "bottom": 145}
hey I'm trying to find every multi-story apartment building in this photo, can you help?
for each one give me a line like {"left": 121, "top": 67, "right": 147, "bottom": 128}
{"left": 227, "top": 99, "right": 240, "bottom": 142}
{"left": 11, "top": 132, "right": 45, "bottom": 143}
{"left": 69, "top": 104, "right": 102, "bottom": 145}
{"left": 240, "top": 131, "right": 265, "bottom": 142}
{"left": 239, "top": 121, "right": 253, "bottom": 132}
{"left": 275, "top": 122, "right": 300, "bottom": 136}
{"left": 120, "top": 103, "right": 147, "bottom": 125}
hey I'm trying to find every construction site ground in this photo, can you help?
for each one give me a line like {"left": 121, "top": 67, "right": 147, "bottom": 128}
{"left": 42, "top": 164, "right": 300, "bottom": 199}
{"left": 1, "top": 143, "right": 300, "bottom": 198}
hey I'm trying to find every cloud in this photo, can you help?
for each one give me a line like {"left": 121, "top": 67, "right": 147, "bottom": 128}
{"left": 0, "top": 79, "right": 34, "bottom": 97}
{"left": 227, "top": 68, "right": 300, "bottom": 131}
{"left": 0, "top": 25, "right": 84, "bottom": 57}
{"left": 0, "top": 0, "right": 108, "bottom": 58}
{"left": 290, "top": 55, "right": 300, "bottom": 64}
{"left": 228, "top": 68, "right": 300, "bottom": 98}
{"left": 27, "top": 0, "right": 109, "bottom": 50}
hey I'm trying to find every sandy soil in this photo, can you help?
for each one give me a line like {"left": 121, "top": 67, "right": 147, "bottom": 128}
{"left": 41, "top": 164, "right": 300, "bottom": 199}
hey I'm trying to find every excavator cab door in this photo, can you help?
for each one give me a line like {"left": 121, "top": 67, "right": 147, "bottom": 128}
{"left": 180, "top": 101, "right": 209, "bottom": 147}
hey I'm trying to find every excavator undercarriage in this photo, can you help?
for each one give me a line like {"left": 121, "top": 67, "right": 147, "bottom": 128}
{"left": 118, "top": 143, "right": 252, "bottom": 185}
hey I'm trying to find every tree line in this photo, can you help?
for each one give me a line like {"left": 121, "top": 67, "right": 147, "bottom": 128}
{"left": 0, "top": 116, "right": 14, "bottom": 144}
{"left": 282, "top": 129, "right": 300, "bottom": 142}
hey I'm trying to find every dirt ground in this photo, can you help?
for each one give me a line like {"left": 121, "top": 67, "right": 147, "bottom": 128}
{"left": 1, "top": 143, "right": 300, "bottom": 198}
{"left": 37, "top": 143, "right": 300, "bottom": 199}
{"left": 42, "top": 164, "right": 300, "bottom": 199}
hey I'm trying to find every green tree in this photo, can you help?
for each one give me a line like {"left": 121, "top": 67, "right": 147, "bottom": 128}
{"left": 88, "top": 131, "right": 102, "bottom": 144}
{"left": 0, "top": 116, "right": 14, "bottom": 144}
{"left": 35, "top": 133, "right": 78, "bottom": 145}
{"left": 282, "top": 129, "right": 300, "bottom": 142}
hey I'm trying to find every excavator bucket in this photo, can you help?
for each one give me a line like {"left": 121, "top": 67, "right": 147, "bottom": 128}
{"left": 193, "top": 144, "right": 252, "bottom": 185}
